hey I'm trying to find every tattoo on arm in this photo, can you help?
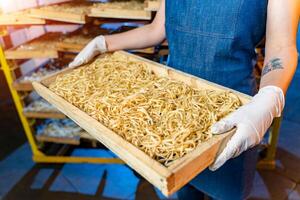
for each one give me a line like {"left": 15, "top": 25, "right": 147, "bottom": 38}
{"left": 262, "top": 58, "right": 284, "bottom": 76}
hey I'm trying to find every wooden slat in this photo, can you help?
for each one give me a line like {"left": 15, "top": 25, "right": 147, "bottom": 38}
{"left": 12, "top": 81, "right": 33, "bottom": 91}
{"left": 36, "top": 134, "right": 80, "bottom": 145}
{"left": 5, "top": 49, "right": 58, "bottom": 59}
{"left": 89, "top": 7, "right": 151, "bottom": 20}
{"left": 33, "top": 51, "right": 251, "bottom": 196}
{"left": 56, "top": 42, "right": 84, "bottom": 53}
{"left": 23, "top": 111, "right": 66, "bottom": 119}
{"left": 0, "top": 12, "right": 46, "bottom": 25}
{"left": 29, "top": 8, "right": 86, "bottom": 24}
{"left": 4, "top": 32, "right": 62, "bottom": 60}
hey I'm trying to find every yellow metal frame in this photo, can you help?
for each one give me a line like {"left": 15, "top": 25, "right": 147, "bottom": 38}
{"left": 0, "top": 46, "right": 124, "bottom": 165}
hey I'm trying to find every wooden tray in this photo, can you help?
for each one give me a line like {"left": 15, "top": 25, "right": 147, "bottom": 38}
{"left": 23, "top": 110, "right": 66, "bottom": 119}
{"left": 33, "top": 51, "right": 251, "bottom": 196}
{"left": 4, "top": 33, "right": 61, "bottom": 59}
{"left": 0, "top": 11, "right": 46, "bottom": 25}
{"left": 89, "top": 2, "right": 151, "bottom": 20}
{"left": 29, "top": 2, "right": 92, "bottom": 24}
{"left": 36, "top": 134, "right": 80, "bottom": 145}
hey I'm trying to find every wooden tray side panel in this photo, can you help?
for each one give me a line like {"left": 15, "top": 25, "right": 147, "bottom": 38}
{"left": 30, "top": 9, "right": 86, "bottom": 24}
{"left": 5, "top": 50, "right": 58, "bottom": 59}
{"left": 89, "top": 8, "right": 151, "bottom": 20}
{"left": 166, "top": 130, "right": 235, "bottom": 195}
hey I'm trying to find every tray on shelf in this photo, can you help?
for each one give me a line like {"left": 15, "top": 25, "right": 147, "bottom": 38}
{"left": 89, "top": 0, "right": 151, "bottom": 20}
{"left": 4, "top": 33, "right": 62, "bottom": 59}
{"left": 12, "top": 59, "right": 67, "bottom": 91}
{"left": 29, "top": 1, "right": 92, "bottom": 24}
{"left": 23, "top": 98, "right": 65, "bottom": 119}
{"left": 35, "top": 119, "right": 86, "bottom": 145}
{"left": 0, "top": 11, "right": 46, "bottom": 25}
{"left": 33, "top": 51, "right": 251, "bottom": 196}
{"left": 56, "top": 27, "right": 111, "bottom": 53}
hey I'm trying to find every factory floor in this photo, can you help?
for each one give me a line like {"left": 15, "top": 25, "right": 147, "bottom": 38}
{"left": 1, "top": 72, "right": 300, "bottom": 200}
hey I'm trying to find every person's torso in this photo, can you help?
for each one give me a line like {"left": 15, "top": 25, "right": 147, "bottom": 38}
{"left": 165, "top": 0, "right": 268, "bottom": 95}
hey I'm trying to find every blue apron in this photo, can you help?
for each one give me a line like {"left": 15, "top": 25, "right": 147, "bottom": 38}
{"left": 165, "top": 0, "right": 268, "bottom": 199}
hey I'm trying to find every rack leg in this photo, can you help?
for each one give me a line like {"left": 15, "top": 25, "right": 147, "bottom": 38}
{"left": 0, "top": 47, "right": 44, "bottom": 157}
{"left": 257, "top": 117, "right": 282, "bottom": 169}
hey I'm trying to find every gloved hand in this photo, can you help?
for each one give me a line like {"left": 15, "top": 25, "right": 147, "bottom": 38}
{"left": 68, "top": 35, "right": 107, "bottom": 68}
{"left": 209, "top": 85, "right": 285, "bottom": 171}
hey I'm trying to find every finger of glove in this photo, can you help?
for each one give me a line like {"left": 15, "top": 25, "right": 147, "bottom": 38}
{"left": 209, "top": 124, "right": 250, "bottom": 171}
{"left": 209, "top": 138, "right": 238, "bottom": 171}
{"left": 211, "top": 113, "right": 237, "bottom": 135}
{"left": 68, "top": 58, "right": 84, "bottom": 68}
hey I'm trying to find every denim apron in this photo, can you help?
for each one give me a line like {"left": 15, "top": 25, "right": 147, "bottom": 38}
{"left": 165, "top": 0, "right": 268, "bottom": 199}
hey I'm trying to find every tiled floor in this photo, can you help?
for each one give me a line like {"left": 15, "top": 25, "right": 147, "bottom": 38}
{"left": 0, "top": 118, "right": 299, "bottom": 200}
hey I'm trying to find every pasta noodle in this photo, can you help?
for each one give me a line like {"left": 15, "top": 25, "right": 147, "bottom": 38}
{"left": 49, "top": 53, "right": 241, "bottom": 166}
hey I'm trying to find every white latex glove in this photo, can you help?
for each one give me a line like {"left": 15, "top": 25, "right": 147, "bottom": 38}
{"left": 68, "top": 35, "right": 107, "bottom": 68}
{"left": 209, "top": 86, "right": 285, "bottom": 171}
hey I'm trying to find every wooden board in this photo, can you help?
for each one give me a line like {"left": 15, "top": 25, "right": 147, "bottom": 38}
{"left": 32, "top": 51, "right": 251, "bottom": 196}
{"left": 144, "top": 0, "right": 161, "bottom": 11}
{"left": 89, "top": 1, "right": 151, "bottom": 20}
{"left": 12, "top": 80, "right": 33, "bottom": 91}
{"left": 56, "top": 42, "right": 85, "bottom": 53}
{"left": 23, "top": 111, "right": 66, "bottom": 119}
{"left": 89, "top": 8, "right": 151, "bottom": 20}
{"left": 4, "top": 33, "right": 61, "bottom": 59}
{"left": 0, "top": 12, "right": 46, "bottom": 25}
{"left": 29, "top": 1, "right": 92, "bottom": 24}
{"left": 30, "top": 9, "right": 86, "bottom": 24}
{"left": 5, "top": 49, "right": 58, "bottom": 59}
{"left": 36, "top": 134, "right": 80, "bottom": 145}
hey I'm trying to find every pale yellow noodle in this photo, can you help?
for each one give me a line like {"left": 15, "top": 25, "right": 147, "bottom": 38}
{"left": 49, "top": 53, "right": 241, "bottom": 166}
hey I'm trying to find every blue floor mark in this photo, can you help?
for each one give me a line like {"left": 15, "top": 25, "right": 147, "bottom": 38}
{"left": 102, "top": 164, "right": 139, "bottom": 199}
{"left": 0, "top": 143, "right": 34, "bottom": 197}
{"left": 31, "top": 169, "right": 54, "bottom": 189}
{"left": 50, "top": 174, "right": 77, "bottom": 193}
{"left": 50, "top": 149, "right": 113, "bottom": 195}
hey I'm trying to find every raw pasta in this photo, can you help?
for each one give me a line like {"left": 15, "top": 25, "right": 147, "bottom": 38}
{"left": 49, "top": 53, "right": 241, "bottom": 166}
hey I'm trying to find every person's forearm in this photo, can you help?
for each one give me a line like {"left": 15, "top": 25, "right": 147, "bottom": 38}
{"left": 104, "top": 24, "right": 165, "bottom": 52}
{"left": 260, "top": 45, "right": 298, "bottom": 94}
{"left": 259, "top": 0, "right": 299, "bottom": 94}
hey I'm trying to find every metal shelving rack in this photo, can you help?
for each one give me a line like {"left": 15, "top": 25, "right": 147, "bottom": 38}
{"left": 0, "top": 0, "right": 281, "bottom": 169}
{"left": 0, "top": 0, "right": 154, "bottom": 165}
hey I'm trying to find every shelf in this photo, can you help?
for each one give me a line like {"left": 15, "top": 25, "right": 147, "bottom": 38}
{"left": 12, "top": 59, "right": 67, "bottom": 91}
{"left": 89, "top": 1, "right": 151, "bottom": 20}
{"left": 36, "top": 134, "right": 80, "bottom": 145}
{"left": 12, "top": 80, "right": 33, "bottom": 91}
{"left": 5, "top": 49, "right": 58, "bottom": 59}
{"left": 0, "top": 11, "right": 46, "bottom": 25}
{"left": 4, "top": 32, "right": 62, "bottom": 59}
{"left": 29, "top": 1, "right": 92, "bottom": 24}
{"left": 23, "top": 111, "right": 66, "bottom": 119}
{"left": 56, "top": 27, "right": 110, "bottom": 53}
{"left": 36, "top": 131, "right": 96, "bottom": 145}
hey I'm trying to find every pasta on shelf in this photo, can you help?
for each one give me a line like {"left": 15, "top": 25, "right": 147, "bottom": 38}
{"left": 17, "top": 33, "right": 62, "bottom": 51}
{"left": 93, "top": 0, "right": 146, "bottom": 10}
{"left": 38, "top": 1, "right": 92, "bottom": 14}
{"left": 49, "top": 53, "right": 241, "bottom": 166}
